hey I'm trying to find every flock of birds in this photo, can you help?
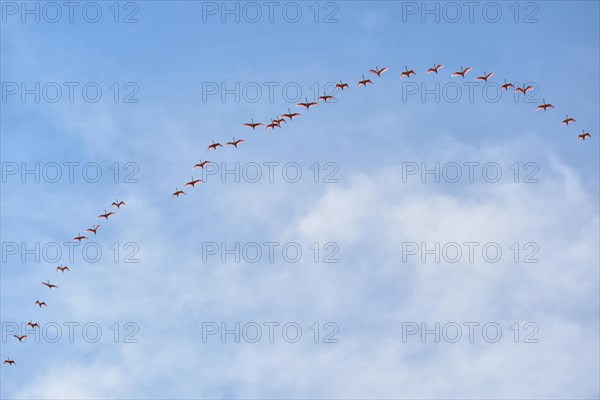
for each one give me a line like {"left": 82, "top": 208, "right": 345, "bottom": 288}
{"left": 3, "top": 64, "right": 593, "bottom": 368}
{"left": 3, "top": 199, "right": 126, "bottom": 367}
{"left": 171, "top": 64, "right": 592, "bottom": 198}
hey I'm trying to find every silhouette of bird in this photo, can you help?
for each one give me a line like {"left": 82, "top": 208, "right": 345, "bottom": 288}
{"left": 501, "top": 79, "right": 514, "bottom": 90}
{"left": 98, "top": 210, "right": 116, "bottom": 219}
{"left": 56, "top": 266, "right": 70, "bottom": 273}
{"left": 357, "top": 75, "right": 373, "bottom": 87}
{"left": 3, "top": 359, "right": 15, "bottom": 366}
{"left": 86, "top": 225, "right": 101, "bottom": 235}
{"left": 243, "top": 119, "right": 263, "bottom": 130}
{"left": 173, "top": 188, "right": 186, "bottom": 197}
{"left": 35, "top": 300, "right": 47, "bottom": 308}
{"left": 265, "top": 120, "right": 282, "bottom": 130}
{"left": 13, "top": 335, "right": 27, "bottom": 342}
{"left": 297, "top": 98, "right": 318, "bottom": 109}
{"left": 226, "top": 138, "right": 245, "bottom": 148}
{"left": 400, "top": 66, "right": 416, "bottom": 79}
{"left": 41, "top": 280, "right": 58, "bottom": 290}
{"left": 318, "top": 91, "right": 336, "bottom": 102}
{"left": 451, "top": 66, "right": 472, "bottom": 78}
{"left": 193, "top": 160, "right": 211, "bottom": 169}
{"left": 427, "top": 64, "right": 444, "bottom": 74}
{"left": 369, "top": 66, "right": 389, "bottom": 77}
{"left": 562, "top": 115, "right": 576, "bottom": 125}
{"left": 27, "top": 321, "right": 39, "bottom": 329}
{"left": 184, "top": 177, "right": 203, "bottom": 188}
{"left": 335, "top": 80, "right": 349, "bottom": 90}
{"left": 111, "top": 199, "right": 126, "bottom": 208}
{"left": 578, "top": 131, "right": 591, "bottom": 140}
{"left": 535, "top": 99, "right": 555, "bottom": 112}
{"left": 281, "top": 108, "right": 301, "bottom": 121}
{"left": 476, "top": 72, "right": 494, "bottom": 82}
{"left": 207, "top": 140, "right": 223, "bottom": 151}
{"left": 73, "top": 233, "right": 88, "bottom": 242}
{"left": 515, "top": 84, "right": 534, "bottom": 95}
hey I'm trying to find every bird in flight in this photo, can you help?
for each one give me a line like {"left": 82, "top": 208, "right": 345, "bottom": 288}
{"left": 3, "top": 359, "right": 15, "bottom": 366}
{"left": 207, "top": 140, "right": 223, "bottom": 151}
{"left": 400, "top": 66, "right": 416, "bottom": 79}
{"left": 41, "top": 280, "right": 58, "bottom": 290}
{"left": 535, "top": 99, "right": 555, "bottom": 112}
{"left": 297, "top": 98, "right": 318, "bottom": 109}
{"left": 318, "top": 91, "right": 336, "bottom": 102}
{"left": 265, "top": 120, "right": 282, "bottom": 130}
{"left": 184, "top": 177, "right": 203, "bottom": 188}
{"left": 243, "top": 119, "right": 263, "bottom": 130}
{"left": 111, "top": 199, "right": 126, "bottom": 208}
{"left": 13, "top": 334, "right": 27, "bottom": 342}
{"left": 515, "top": 84, "right": 534, "bottom": 95}
{"left": 173, "top": 188, "right": 186, "bottom": 198}
{"left": 335, "top": 80, "right": 349, "bottom": 90}
{"left": 451, "top": 66, "right": 472, "bottom": 78}
{"left": 27, "top": 321, "right": 39, "bottom": 329}
{"left": 501, "top": 79, "right": 514, "bottom": 90}
{"left": 357, "top": 75, "right": 373, "bottom": 87}
{"left": 73, "top": 233, "right": 88, "bottom": 242}
{"left": 56, "top": 265, "right": 70, "bottom": 273}
{"left": 226, "top": 138, "right": 245, "bottom": 148}
{"left": 98, "top": 210, "right": 116, "bottom": 220}
{"left": 476, "top": 72, "right": 494, "bottom": 82}
{"left": 562, "top": 115, "right": 576, "bottom": 125}
{"left": 578, "top": 131, "right": 591, "bottom": 140}
{"left": 281, "top": 108, "right": 301, "bottom": 121}
{"left": 427, "top": 64, "right": 444, "bottom": 74}
{"left": 86, "top": 225, "right": 101, "bottom": 235}
{"left": 35, "top": 300, "right": 47, "bottom": 308}
{"left": 193, "top": 160, "right": 211, "bottom": 169}
{"left": 369, "top": 66, "right": 389, "bottom": 77}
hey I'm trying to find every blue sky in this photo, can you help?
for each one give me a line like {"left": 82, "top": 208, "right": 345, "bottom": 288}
{"left": 1, "top": 1, "right": 599, "bottom": 398}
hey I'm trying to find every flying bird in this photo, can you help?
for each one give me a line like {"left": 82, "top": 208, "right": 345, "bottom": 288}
{"left": 3, "top": 359, "right": 15, "bottom": 366}
{"left": 369, "top": 66, "right": 389, "bottom": 77}
{"left": 578, "top": 131, "right": 591, "bottom": 140}
{"left": 13, "top": 335, "right": 27, "bottom": 342}
{"left": 476, "top": 72, "right": 494, "bottom": 82}
{"left": 297, "top": 98, "right": 318, "bottom": 109}
{"left": 173, "top": 188, "right": 186, "bottom": 197}
{"left": 243, "top": 119, "right": 263, "bottom": 130}
{"left": 501, "top": 79, "right": 514, "bottom": 90}
{"left": 42, "top": 280, "right": 58, "bottom": 290}
{"left": 86, "top": 225, "right": 101, "bottom": 235}
{"left": 207, "top": 140, "right": 223, "bottom": 151}
{"left": 400, "top": 66, "right": 416, "bottom": 79}
{"left": 98, "top": 210, "right": 116, "bottom": 219}
{"left": 72, "top": 233, "right": 88, "bottom": 242}
{"left": 318, "top": 91, "right": 336, "bottom": 102}
{"left": 27, "top": 321, "right": 39, "bottom": 329}
{"left": 193, "top": 160, "right": 211, "bottom": 169}
{"left": 357, "top": 75, "right": 373, "bottom": 87}
{"left": 281, "top": 108, "right": 301, "bottom": 121}
{"left": 226, "top": 138, "right": 245, "bottom": 148}
{"left": 56, "top": 265, "right": 70, "bottom": 273}
{"left": 35, "top": 300, "right": 47, "bottom": 308}
{"left": 184, "top": 177, "right": 203, "bottom": 188}
{"left": 335, "top": 80, "right": 349, "bottom": 90}
{"left": 535, "top": 99, "right": 555, "bottom": 112}
{"left": 562, "top": 115, "right": 576, "bottom": 125}
{"left": 451, "top": 66, "right": 472, "bottom": 78}
{"left": 515, "top": 84, "right": 534, "bottom": 95}
{"left": 111, "top": 199, "right": 126, "bottom": 208}
{"left": 265, "top": 120, "right": 282, "bottom": 130}
{"left": 427, "top": 64, "right": 444, "bottom": 74}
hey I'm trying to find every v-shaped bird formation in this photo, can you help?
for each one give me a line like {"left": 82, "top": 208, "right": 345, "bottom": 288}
{"left": 4, "top": 63, "right": 593, "bottom": 368}
{"left": 171, "top": 63, "right": 591, "bottom": 199}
